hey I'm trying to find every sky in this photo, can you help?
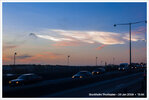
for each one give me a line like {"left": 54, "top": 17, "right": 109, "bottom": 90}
{"left": 3, "top": 2, "right": 147, "bottom": 65}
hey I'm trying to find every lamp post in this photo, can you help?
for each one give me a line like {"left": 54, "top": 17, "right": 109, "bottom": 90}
{"left": 96, "top": 57, "right": 98, "bottom": 66}
{"left": 114, "top": 20, "right": 146, "bottom": 66}
{"left": 14, "top": 52, "right": 17, "bottom": 65}
{"left": 67, "top": 55, "right": 70, "bottom": 66}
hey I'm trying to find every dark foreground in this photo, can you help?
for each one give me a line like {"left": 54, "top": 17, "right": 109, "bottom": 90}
{"left": 45, "top": 72, "right": 146, "bottom": 97}
{"left": 3, "top": 71, "right": 146, "bottom": 98}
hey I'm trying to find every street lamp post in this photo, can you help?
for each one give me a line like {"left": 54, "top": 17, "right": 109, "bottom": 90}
{"left": 67, "top": 55, "right": 70, "bottom": 66}
{"left": 114, "top": 20, "right": 146, "bottom": 66}
{"left": 96, "top": 57, "right": 98, "bottom": 66}
{"left": 14, "top": 52, "right": 17, "bottom": 65}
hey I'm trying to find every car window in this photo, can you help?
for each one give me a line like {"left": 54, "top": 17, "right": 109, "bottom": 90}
{"left": 32, "top": 75, "right": 38, "bottom": 79}
{"left": 18, "top": 75, "right": 35, "bottom": 80}
{"left": 97, "top": 69, "right": 102, "bottom": 71}
{"left": 18, "top": 75, "right": 28, "bottom": 79}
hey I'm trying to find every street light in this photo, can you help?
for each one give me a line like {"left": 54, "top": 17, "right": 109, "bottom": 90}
{"left": 96, "top": 57, "right": 98, "bottom": 66}
{"left": 67, "top": 55, "right": 70, "bottom": 66}
{"left": 114, "top": 20, "right": 146, "bottom": 66}
{"left": 14, "top": 52, "right": 17, "bottom": 65}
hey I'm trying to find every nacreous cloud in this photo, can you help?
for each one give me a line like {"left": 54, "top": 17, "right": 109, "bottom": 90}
{"left": 37, "top": 34, "right": 73, "bottom": 42}
{"left": 30, "top": 28, "right": 146, "bottom": 46}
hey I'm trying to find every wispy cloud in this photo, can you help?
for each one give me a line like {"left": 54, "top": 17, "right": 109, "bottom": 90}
{"left": 17, "top": 54, "right": 32, "bottom": 59}
{"left": 53, "top": 41, "right": 80, "bottom": 47}
{"left": 30, "top": 27, "right": 146, "bottom": 50}
{"left": 96, "top": 45, "right": 106, "bottom": 50}
{"left": 123, "top": 26, "right": 146, "bottom": 42}
{"left": 3, "top": 52, "right": 64, "bottom": 64}
{"left": 30, "top": 29, "right": 125, "bottom": 45}
{"left": 37, "top": 34, "right": 73, "bottom": 42}
{"left": 3, "top": 45, "right": 18, "bottom": 49}
{"left": 132, "top": 26, "right": 146, "bottom": 35}
{"left": 18, "top": 52, "right": 64, "bottom": 63}
{"left": 3, "top": 55, "right": 12, "bottom": 63}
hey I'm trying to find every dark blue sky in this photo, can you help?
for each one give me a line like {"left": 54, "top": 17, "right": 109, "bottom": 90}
{"left": 3, "top": 2, "right": 146, "bottom": 32}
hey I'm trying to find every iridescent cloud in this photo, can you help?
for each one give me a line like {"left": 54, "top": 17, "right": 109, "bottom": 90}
{"left": 53, "top": 41, "right": 80, "bottom": 47}
{"left": 30, "top": 28, "right": 146, "bottom": 48}
{"left": 96, "top": 45, "right": 106, "bottom": 50}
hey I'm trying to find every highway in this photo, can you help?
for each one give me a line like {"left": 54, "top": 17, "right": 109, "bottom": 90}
{"left": 3, "top": 71, "right": 145, "bottom": 97}
{"left": 43, "top": 72, "right": 145, "bottom": 97}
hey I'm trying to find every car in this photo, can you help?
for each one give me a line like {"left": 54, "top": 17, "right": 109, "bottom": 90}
{"left": 130, "top": 63, "right": 139, "bottom": 69}
{"left": 135, "top": 65, "right": 143, "bottom": 70}
{"left": 9, "top": 73, "right": 42, "bottom": 86}
{"left": 72, "top": 71, "right": 92, "bottom": 79}
{"left": 118, "top": 63, "right": 129, "bottom": 71}
{"left": 92, "top": 68, "right": 105, "bottom": 75}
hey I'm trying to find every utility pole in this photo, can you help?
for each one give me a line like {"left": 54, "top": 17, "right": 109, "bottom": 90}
{"left": 114, "top": 20, "right": 146, "bottom": 66}
{"left": 67, "top": 55, "right": 70, "bottom": 66}
{"left": 96, "top": 57, "right": 98, "bottom": 66}
{"left": 14, "top": 52, "right": 17, "bottom": 65}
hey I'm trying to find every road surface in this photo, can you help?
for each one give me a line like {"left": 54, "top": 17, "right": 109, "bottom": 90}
{"left": 43, "top": 72, "right": 145, "bottom": 97}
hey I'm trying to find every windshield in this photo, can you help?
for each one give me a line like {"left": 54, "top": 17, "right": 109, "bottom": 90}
{"left": 120, "top": 64, "right": 128, "bottom": 67}
{"left": 18, "top": 75, "right": 31, "bottom": 79}
{"left": 78, "top": 72, "right": 88, "bottom": 75}
{"left": 95, "top": 69, "right": 103, "bottom": 71}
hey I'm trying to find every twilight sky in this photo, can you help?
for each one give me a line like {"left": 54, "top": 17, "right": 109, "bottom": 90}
{"left": 3, "top": 2, "right": 147, "bottom": 65}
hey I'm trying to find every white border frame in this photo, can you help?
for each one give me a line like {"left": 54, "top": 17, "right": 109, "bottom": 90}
{"left": 0, "top": 1, "right": 148, "bottom": 100}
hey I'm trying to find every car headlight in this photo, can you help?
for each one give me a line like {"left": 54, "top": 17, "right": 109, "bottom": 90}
{"left": 9, "top": 81, "right": 11, "bottom": 84}
{"left": 80, "top": 76, "right": 83, "bottom": 78}
{"left": 16, "top": 81, "right": 19, "bottom": 84}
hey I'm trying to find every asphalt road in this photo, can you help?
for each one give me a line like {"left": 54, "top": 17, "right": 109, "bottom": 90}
{"left": 43, "top": 72, "right": 145, "bottom": 97}
{"left": 3, "top": 77, "right": 71, "bottom": 93}
{"left": 3, "top": 71, "right": 145, "bottom": 97}
{"left": 3, "top": 71, "right": 121, "bottom": 93}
